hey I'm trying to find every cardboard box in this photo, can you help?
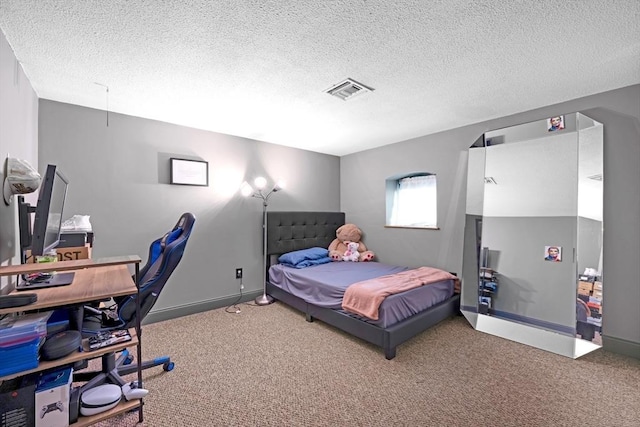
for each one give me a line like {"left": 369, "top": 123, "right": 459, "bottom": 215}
{"left": 578, "top": 280, "right": 593, "bottom": 289}
{"left": 578, "top": 281, "right": 593, "bottom": 296}
{"left": 25, "top": 245, "right": 91, "bottom": 264}
{"left": 35, "top": 367, "right": 72, "bottom": 427}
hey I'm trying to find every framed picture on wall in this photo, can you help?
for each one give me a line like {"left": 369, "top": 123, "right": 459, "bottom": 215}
{"left": 170, "top": 158, "right": 209, "bottom": 186}
{"left": 544, "top": 245, "right": 562, "bottom": 262}
{"left": 547, "top": 115, "right": 565, "bottom": 132}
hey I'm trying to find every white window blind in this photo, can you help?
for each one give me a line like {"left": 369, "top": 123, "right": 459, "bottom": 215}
{"left": 389, "top": 174, "right": 437, "bottom": 227}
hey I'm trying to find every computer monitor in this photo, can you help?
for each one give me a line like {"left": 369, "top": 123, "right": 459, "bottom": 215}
{"left": 15, "top": 164, "right": 75, "bottom": 290}
{"left": 30, "top": 164, "right": 69, "bottom": 257}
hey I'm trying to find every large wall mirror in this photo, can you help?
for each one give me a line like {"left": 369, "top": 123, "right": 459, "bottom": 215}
{"left": 461, "top": 113, "right": 603, "bottom": 358}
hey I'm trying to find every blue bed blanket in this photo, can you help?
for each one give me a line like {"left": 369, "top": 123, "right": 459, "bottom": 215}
{"left": 278, "top": 247, "right": 333, "bottom": 269}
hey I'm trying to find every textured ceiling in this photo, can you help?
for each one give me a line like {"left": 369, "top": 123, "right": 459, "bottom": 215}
{"left": 0, "top": 1, "right": 638, "bottom": 156}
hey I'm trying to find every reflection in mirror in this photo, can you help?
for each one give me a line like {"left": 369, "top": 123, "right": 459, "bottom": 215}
{"left": 461, "top": 113, "right": 603, "bottom": 358}
{"left": 576, "top": 113, "right": 604, "bottom": 346}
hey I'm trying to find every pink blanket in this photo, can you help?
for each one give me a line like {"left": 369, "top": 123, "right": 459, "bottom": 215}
{"left": 342, "top": 267, "right": 460, "bottom": 320}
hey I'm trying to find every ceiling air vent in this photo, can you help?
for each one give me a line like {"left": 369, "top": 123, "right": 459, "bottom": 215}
{"left": 325, "top": 78, "right": 374, "bottom": 101}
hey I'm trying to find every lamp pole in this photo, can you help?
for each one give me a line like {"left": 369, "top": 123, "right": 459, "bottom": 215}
{"left": 252, "top": 184, "right": 280, "bottom": 305}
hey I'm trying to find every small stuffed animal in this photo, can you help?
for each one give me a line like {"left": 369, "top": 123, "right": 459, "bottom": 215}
{"left": 328, "top": 223, "right": 375, "bottom": 262}
{"left": 342, "top": 241, "right": 360, "bottom": 262}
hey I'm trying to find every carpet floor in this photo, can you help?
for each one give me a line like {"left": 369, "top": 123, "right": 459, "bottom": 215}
{"left": 88, "top": 301, "right": 640, "bottom": 426}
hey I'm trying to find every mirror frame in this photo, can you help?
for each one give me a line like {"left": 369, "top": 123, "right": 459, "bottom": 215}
{"left": 461, "top": 112, "right": 603, "bottom": 358}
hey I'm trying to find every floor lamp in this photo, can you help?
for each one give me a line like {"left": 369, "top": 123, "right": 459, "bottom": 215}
{"left": 242, "top": 177, "right": 282, "bottom": 305}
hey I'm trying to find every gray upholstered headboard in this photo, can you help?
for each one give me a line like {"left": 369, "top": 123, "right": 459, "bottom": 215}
{"left": 266, "top": 211, "right": 345, "bottom": 256}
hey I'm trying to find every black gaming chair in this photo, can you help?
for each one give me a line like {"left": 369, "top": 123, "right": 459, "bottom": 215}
{"left": 75, "top": 212, "right": 195, "bottom": 388}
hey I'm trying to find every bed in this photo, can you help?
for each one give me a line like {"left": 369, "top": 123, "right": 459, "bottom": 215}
{"left": 265, "top": 211, "right": 461, "bottom": 359}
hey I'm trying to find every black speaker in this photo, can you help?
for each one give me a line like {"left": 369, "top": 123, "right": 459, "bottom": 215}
{"left": 41, "top": 330, "right": 82, "bottom": 360}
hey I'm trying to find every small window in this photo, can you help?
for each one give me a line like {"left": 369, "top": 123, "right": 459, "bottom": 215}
{"left": 386, "top": 173, "right": 438, "bottom": 228}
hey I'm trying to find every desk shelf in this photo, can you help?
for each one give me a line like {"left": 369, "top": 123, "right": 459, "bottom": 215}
{"left": 478, "top": 268, "right": 498, "bottom": 315}
{"left": 0, "top": 329, "right": 138, "bottom": 382}
{"left": 74, "top": 399, "right": 141, "bottom": 427}
{"left": 0, "top": 257, "right": 144, "bottom": 425}
{"left": 0, "top": 257, "right": 142, "bottom": 315}
{"left": 0, "top": 256, "right": 142, "bottom": 276}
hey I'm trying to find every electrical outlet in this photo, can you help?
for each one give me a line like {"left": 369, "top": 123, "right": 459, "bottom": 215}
{"left": 235, "top": 268, "right": 243, "bottom": 279}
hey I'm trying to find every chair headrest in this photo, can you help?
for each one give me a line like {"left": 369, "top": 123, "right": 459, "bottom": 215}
{"left": 150, "top": 227, "right": 183, "bottom": 263}
{"left": 148, "top": 213, "right": 195, "bottom": 264}
{"left": 161, "top": 227, "right": 183, "bottom": 247}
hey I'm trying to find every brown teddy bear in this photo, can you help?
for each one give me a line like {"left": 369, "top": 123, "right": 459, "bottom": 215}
{"left": 328, "top": 223, "right": 375, "bottom": 262}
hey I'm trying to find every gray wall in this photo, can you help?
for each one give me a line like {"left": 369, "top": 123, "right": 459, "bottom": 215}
{"left": 37, "top": 100, "right": 340, "bottom": 319}
{"left": 341, "top": 85, "right": 640, "bottom": 358}
{"left": 578, "top": 216, "right": 602, "bottom": 274}
{"left": 0, "top": 30, "right": 38, "bottom": 292}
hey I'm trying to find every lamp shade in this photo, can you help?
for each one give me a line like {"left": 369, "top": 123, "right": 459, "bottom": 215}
{"left": 240, "top": 181, "right": 253, "bottom": 197}
{"left": 254, "top": 176, "right": 267, "bottom": 189}
{"left": 3, "top": 157, "right": 41, "bottom": 205}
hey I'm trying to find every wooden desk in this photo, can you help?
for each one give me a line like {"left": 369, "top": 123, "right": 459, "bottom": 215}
{"left": 0, "top": 255, "right": 141, "bottom": 277}
{"left": 0, "top": 263, "right": 138, "bottom": 315}
{"left": 0, "top": 256, "right": 144, "bottom": 426}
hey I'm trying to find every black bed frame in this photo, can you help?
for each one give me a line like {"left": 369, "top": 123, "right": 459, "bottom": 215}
{"left": 265, "top": 211, "right": 461, "bottom": 360}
